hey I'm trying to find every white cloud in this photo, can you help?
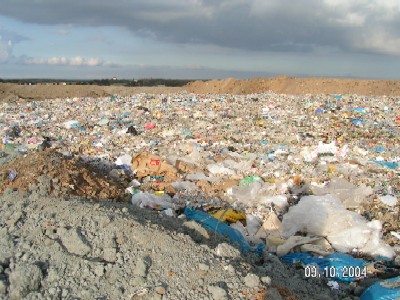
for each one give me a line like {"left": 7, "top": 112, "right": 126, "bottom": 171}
{"left": 23, "top": 56, "right": 113, "bottom": 67}
{"left": 1, "top": 0, "right": 400, "bottom": 57}
{"left": 354, "top": 30, "right": 400, "bottom": 55}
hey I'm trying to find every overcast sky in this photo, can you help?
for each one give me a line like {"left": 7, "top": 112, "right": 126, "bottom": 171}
{"left": 1, "top": 0, "right": 400, "bottom": 79}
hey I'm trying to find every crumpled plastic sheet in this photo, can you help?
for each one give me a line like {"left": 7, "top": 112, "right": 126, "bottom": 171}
{"left": 184, "top": 206, "right": 265, "bottom": 254}
{"left": 281, "top": 195, "right": 395, "bottom": 259}
{"left": 370, "top": 160, "right": 398, "bottom": 170}
{"left": 360, "top": 276, "right": 400, "bottom": 300}
{"left": 282, "top": 252, "right": 367, "bottom": 282}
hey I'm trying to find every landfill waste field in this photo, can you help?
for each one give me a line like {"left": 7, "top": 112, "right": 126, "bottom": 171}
{"left": 0, "top": 82, "right": 399, "bottom": 300}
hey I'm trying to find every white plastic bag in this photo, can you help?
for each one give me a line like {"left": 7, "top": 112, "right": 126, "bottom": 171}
{"left": 281, "top": 195, "right": 395, "bottom": 258}
{"left": 131, "top": 192, "right": 175, "bottom": 209}
{"left": 115, "top": 154, "right": 132, "bottom": 166}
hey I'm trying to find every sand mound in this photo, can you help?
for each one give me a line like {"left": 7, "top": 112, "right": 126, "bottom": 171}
{"left": 2, "top": 77, "right": 400, "bottom": 101}
{"left": 185, "top": 77, "right": 400, "bottom": 96}
{"left": 0, "top": 83, "right": 185, "bottom": 101}
{"left": 0, "top": 150, "right": 127, "bottom": 201}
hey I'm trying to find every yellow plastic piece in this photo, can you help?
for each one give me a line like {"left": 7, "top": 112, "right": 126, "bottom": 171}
{"left": 210, "top": 209, "right": 246, "bottom": 223}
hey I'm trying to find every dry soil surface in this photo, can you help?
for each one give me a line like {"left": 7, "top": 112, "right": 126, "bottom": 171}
{"left": 186, "top": 77, "right": 400, "bottom": 96}
{"left": 2, "top": 77, "right": 400, "bottom": 101}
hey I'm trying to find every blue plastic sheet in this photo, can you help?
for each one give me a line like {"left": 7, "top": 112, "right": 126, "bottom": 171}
{"left": 370, "top": 160, "right": 398, "bottom": 170}
{"left": 118, "top": 164, "right": 131, "bottom": 174}
{"left": 361, "top": 276, "right": 400, "bottom": 300}
{"left": 355, "top": 107, "right": 366, "bottom": 114}
{"left": 352, "top": 119, "right": 367, "bottom": 126}
{"left": 184, "top": 207, "right": 265, "bottom": 254}
{"left": 282, "top": 253, "right": 367, "bottom": 282}
{"left": 370, "top": 146, "right": 386, "bottom": 153}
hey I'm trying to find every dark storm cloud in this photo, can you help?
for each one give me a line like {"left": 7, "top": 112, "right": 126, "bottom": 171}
{"left": 1, "top": 0, "right": 400, "bottom": 55}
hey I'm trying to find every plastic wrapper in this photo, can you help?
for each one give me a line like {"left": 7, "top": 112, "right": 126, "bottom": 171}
{"left": 171, "top": 181, "right": 198, "bottom": 191}
{"left": 131, "top": 192, "right": 175, "bottom": 209}
{"left": 378, "top": 195, "right": 398, "bottom": 207}
{"left": 184, "top": 207, "right": 265, "bottom": 254}
{"left": 311, "top": 177, "right": 373, "bottom": 208}
{"left": 207, "top": 163, "right": 235, "bottom": 175}
{"left": 281, "top": 195, "right": 395, "bottom": 259}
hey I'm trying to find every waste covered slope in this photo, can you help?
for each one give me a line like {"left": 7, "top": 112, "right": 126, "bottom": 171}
{"left": 0, "top": 89, "right": 399, "bottom": 299}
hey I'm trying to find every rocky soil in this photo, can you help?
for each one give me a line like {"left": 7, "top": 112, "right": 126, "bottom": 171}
{"left": 0, "top": 190, "right": 358, "bottom": 300}
{"left": 0, "top": 151, "right": 360, "bottom": 300}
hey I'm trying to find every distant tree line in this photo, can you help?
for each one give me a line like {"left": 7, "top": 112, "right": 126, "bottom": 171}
{"left": 0, "top": 78, "right": 197, "bottom": 87}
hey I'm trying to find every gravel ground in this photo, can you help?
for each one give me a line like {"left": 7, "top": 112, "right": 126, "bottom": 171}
{"left": 0, "top": 179, "right": 360, "bottom": 300}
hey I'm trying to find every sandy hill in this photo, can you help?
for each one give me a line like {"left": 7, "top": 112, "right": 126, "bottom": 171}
{"left": 1, "top": 77, "right": 400, "bottom": 100}
{"left": 185, "top": 77, "right": 400, "bottom": 96}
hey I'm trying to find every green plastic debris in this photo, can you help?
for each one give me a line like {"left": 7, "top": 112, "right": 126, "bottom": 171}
{"left": 239, "top": 176, "right": 263, "bottom": 187}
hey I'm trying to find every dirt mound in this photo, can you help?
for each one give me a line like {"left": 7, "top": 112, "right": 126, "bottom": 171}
{"left": 3, "top": 77, "right": 400, "bottom": 100}
{"left": 0, "top": 150, "right": 127, "bottom": 201}
{"left": 185, "top": 77, "right": 400, "bottom": 96}
{"left": 0, "top": 83, "right": 185, "bottom": 101}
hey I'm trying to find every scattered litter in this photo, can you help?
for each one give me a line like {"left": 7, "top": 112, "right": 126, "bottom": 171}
{"left": 8, "top": 169, "right": 17, "bottom": 181}
{"left": 0, "top": 90, "right": 399, "bottom": 298}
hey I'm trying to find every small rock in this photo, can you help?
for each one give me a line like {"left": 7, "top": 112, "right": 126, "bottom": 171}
{"left": 58, "top": 228, "right": 91, "bottom": 256}
{"left": 183, "top": 221, "right": 210, "bottom": 240}
{"left": 61, "top": 288, "right": 70, "bottom": 298}
{"left": 208, "top": 285, "right": 228, "bottom": 300}
{"left": 9, "top": 264, "right": 43, "bottom": 299}
{"left": 105, "top": 266, "right": 121, "bottom": 284}
{"left": 46, "top": 267, "right": 60, "bottom": 283}
{"left": 261, "top": 276, "right": 272, "bottom": 285}
{"left": 223, "top": 264, "right": 235, "bottom": 273}
{"left": 130, "top": 276, "right": 146, "bottom": 286}
{"left": 244, "top": 273, "right": 260, "bottom": 288}
{"left": 199, "top": 263, "right": 210, "bottom": 271}
{"left": 103, "top": 247, "right": 117, "bottom": 262}
{"left": 134, "top": 257, "right": 151, "bottom": 278}
{"left": 48, "top": 287, "right": 57, "bottom": 295}
{"left": 93, "top": 264, "right": 105, "bottom": 277}
{"left": 122, "top": 207, "right": 128, "bottom": 213}
{"left": 215, "top": 243, "right": 240, "bottom": 258}
{"left": 155, "top": 286, "right": 166, "bottom": 295}
{"left": 0, "top": 228, "right": 14, "bottom": 265}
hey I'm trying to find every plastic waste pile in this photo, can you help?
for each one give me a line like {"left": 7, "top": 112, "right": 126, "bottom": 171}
{"left": 0, "top": 92, "right": 399, "bottom": 298}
